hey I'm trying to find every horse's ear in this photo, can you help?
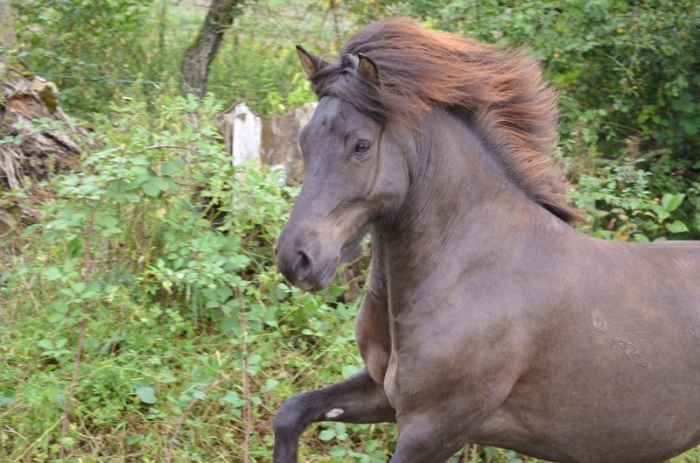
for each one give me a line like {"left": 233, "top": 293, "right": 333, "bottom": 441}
{"left": 357, "top": 53, "right": 380, "bottom": 85}
{"left": 296, "top": 45, "right": 327, "bottom": 79}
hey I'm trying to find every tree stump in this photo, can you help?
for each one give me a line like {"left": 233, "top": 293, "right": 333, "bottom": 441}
{"left": 1, "top": 67, "right": 89, "bottom": 190}
{"left": 0, "top": 63, "right": 97, "bottom": 240}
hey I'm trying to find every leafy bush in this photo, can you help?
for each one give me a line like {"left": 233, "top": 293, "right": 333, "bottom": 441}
{"left": 0, "top": 95, "right": 390, "bottom": 462}
{"left": 13, "top": 0, "right": 155, "bottom": 112}
{"left": 12, "top": 0, "right": 328, "bottom": 115}
{"left": 571, "top": 161, "right": 692, "bottom": 241}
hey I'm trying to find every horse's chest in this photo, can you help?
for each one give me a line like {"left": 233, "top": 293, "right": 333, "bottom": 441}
{"left": 383, "top": 349, "right": 400, "bottom": 410}
{"left": 354, "top": 291, "right": 392, "bottom": 385}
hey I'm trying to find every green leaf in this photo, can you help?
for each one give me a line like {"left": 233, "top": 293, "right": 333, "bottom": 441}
{"left": 651, "top": 204, "right": 669, "bottom": 223}
{"left": 161, "top": 158, "right": 186, "bottom": 176}
{"left": 67, "top": 238, "right": 83, "bottom": 257}
{"left": 216, "top": 285, "right": 233, "bottom": 301}
{"left": 681, "top": 117, "right": 700, "bottom": 136}
{"left": 221, "top": 391, "right": 245, "bottom": 408}
{"left": 183, "top": 94, "right": 200, "bottom": 112}
{"left": 96, "top": 216, "right": 119, "bottom": 229}
{"left": 265, "top": 378, "right": 279, "bottom": 390}
{"left": 141, "top": 177, "right": 169, "bottom": 197}
{"left": 135, "top": 386, "right": 157, "bottom": 404}
{"left": 43, "top": 266, "right": 62, "bottom": 281}
{"left": 53, "top": 302, "right": 69, "bottom": 314}
{"left": 219, "top": 316, "right": 240, "bottom": 333}
{"left": 671, "top": 93, "right": 695, "bottom": 112}
{"left": 37, "top": 339, "right": 54, "bottom": 350}
{"left": 71, "top": 282, "right": 85, "bottom": 293}
{"left": 661, "top": 193, "right": 685, "bottom": 212}
{"left": 365, "top": 439, "right": 378, "bottom": 452}
{"left": 130, "top": 155, "right": 150, "bottom": 166}
{"left": 665, "top": 220, "right": 689, "bottom": 234}
{"left": 106, "top": 180, "right": 129, "bottom": 201}
{"left": 140, "top": 179, "right": 161, "bottom": 197}
{"left": 631, "top": 234, "right": 650, "bottom": 243}
{"left": 59, "top": 287, "right": 75, "bottom": 297}
{"left": 329, "top": 447, "right": 346, "bottom": 458}
{"left": 60, "top": 437, "right": 76, "bottom": 448}
{"left": 318, "top": 429, "right": 336, "bottom": 441}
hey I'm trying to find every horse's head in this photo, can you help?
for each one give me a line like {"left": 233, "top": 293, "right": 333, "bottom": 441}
{"left": 276, "top": 47, "right": 410, "bottom": 291}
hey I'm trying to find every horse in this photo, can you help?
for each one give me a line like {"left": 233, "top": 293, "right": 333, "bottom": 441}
{"left": 272, "top": 18, "right": 700, "bottom": 463}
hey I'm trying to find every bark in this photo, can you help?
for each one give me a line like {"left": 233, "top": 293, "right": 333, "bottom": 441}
{"left": 181, "top": 0, "right": 241, "bottom": 99}
{"left": 1, "top": 73, "right": 89, "bottom": 190}
{"left": 1, "top": 0, "right": 17, "bottom": 98}
{"left": 0, "top": 0, "right": 16, "bottom": 51}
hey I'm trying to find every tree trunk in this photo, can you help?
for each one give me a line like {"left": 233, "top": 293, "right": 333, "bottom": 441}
{"left": 0, "top": 0, "right": 16, "bottom": 49}
{"left": 181, "top": 0, "right": 241, "bottom": 99}
{"left": 1, "top": 0, "right": 17, "bottom": 96}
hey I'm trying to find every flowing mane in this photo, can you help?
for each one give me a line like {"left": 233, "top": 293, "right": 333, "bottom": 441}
{"left": 309, "top": 18, "right": 582, "bottom": 224}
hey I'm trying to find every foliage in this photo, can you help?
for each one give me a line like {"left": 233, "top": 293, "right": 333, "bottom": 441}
{"left": 571, "top": 160, "right": 692, "bottom": 241}
{"left": 0, "top": 96, "right": 389, "bottom": 462}
{"left": 12, "top": 0, "right": 154, "bottom": 113}
{"left": 11, "top": 0, "right": 333, "bottom": 115}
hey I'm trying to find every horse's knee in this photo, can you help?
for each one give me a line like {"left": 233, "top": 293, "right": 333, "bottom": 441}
{"left": 390, "top": 416, "right": 465, "bottom": 463}
{"left": 273, "top": 393, "right": 307, "bottom": 437}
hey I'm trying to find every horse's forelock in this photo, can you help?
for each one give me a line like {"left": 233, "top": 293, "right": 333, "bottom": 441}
{"left": 311, "top": 58, "right": 393, "bottom": 126}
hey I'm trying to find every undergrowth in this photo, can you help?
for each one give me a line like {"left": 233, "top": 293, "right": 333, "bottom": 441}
{"left": 0, "top": 95, "right": 388, "bottom": 462}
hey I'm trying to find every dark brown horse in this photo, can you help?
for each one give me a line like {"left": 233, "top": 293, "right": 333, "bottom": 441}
{"left": 273, "top": 18, "right": 700, "bottom": 463}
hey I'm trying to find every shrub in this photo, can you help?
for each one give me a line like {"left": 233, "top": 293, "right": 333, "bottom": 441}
{"left": 0, "top": 95, "right": 389, "bottom": 462}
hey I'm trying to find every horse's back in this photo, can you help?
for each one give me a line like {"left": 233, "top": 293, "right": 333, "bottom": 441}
{"left": 589, "top": 240, "right": 700, "bottom": 312}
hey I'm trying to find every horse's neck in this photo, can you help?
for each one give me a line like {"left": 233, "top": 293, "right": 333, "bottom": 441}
{"left": 374, "top": 111, "right": 565, "bottom": 289}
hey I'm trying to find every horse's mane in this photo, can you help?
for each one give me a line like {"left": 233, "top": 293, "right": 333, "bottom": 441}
{"left": 309, "top": 18, "right": 582, "bottom": 224}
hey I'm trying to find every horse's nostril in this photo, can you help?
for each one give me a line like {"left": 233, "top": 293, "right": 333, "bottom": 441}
{"left": 294, "top": 251, "right": 312, "bottom": 281}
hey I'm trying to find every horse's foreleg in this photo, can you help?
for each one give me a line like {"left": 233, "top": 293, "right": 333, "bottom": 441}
{"left": 388, "top": 413, "right": 469, "bottom": 463}
{"left": 272, "top": 368, "right": 395, "bottom": 463}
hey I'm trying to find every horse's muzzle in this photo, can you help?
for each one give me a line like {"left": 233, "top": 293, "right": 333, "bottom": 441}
{"left": 276, "top": 228, "right": 335, "bottom": 292}
{"left": 277, "top": 248, "right": 313, "bottom": 288}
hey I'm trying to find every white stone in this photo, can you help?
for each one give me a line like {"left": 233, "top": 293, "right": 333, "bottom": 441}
{"left": 227, "top": 103, "right": 261, "bottom": 166}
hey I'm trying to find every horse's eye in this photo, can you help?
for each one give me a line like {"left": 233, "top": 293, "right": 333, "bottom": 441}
{"left": 355, "top": 140, "right": 371, "bottom": 153}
